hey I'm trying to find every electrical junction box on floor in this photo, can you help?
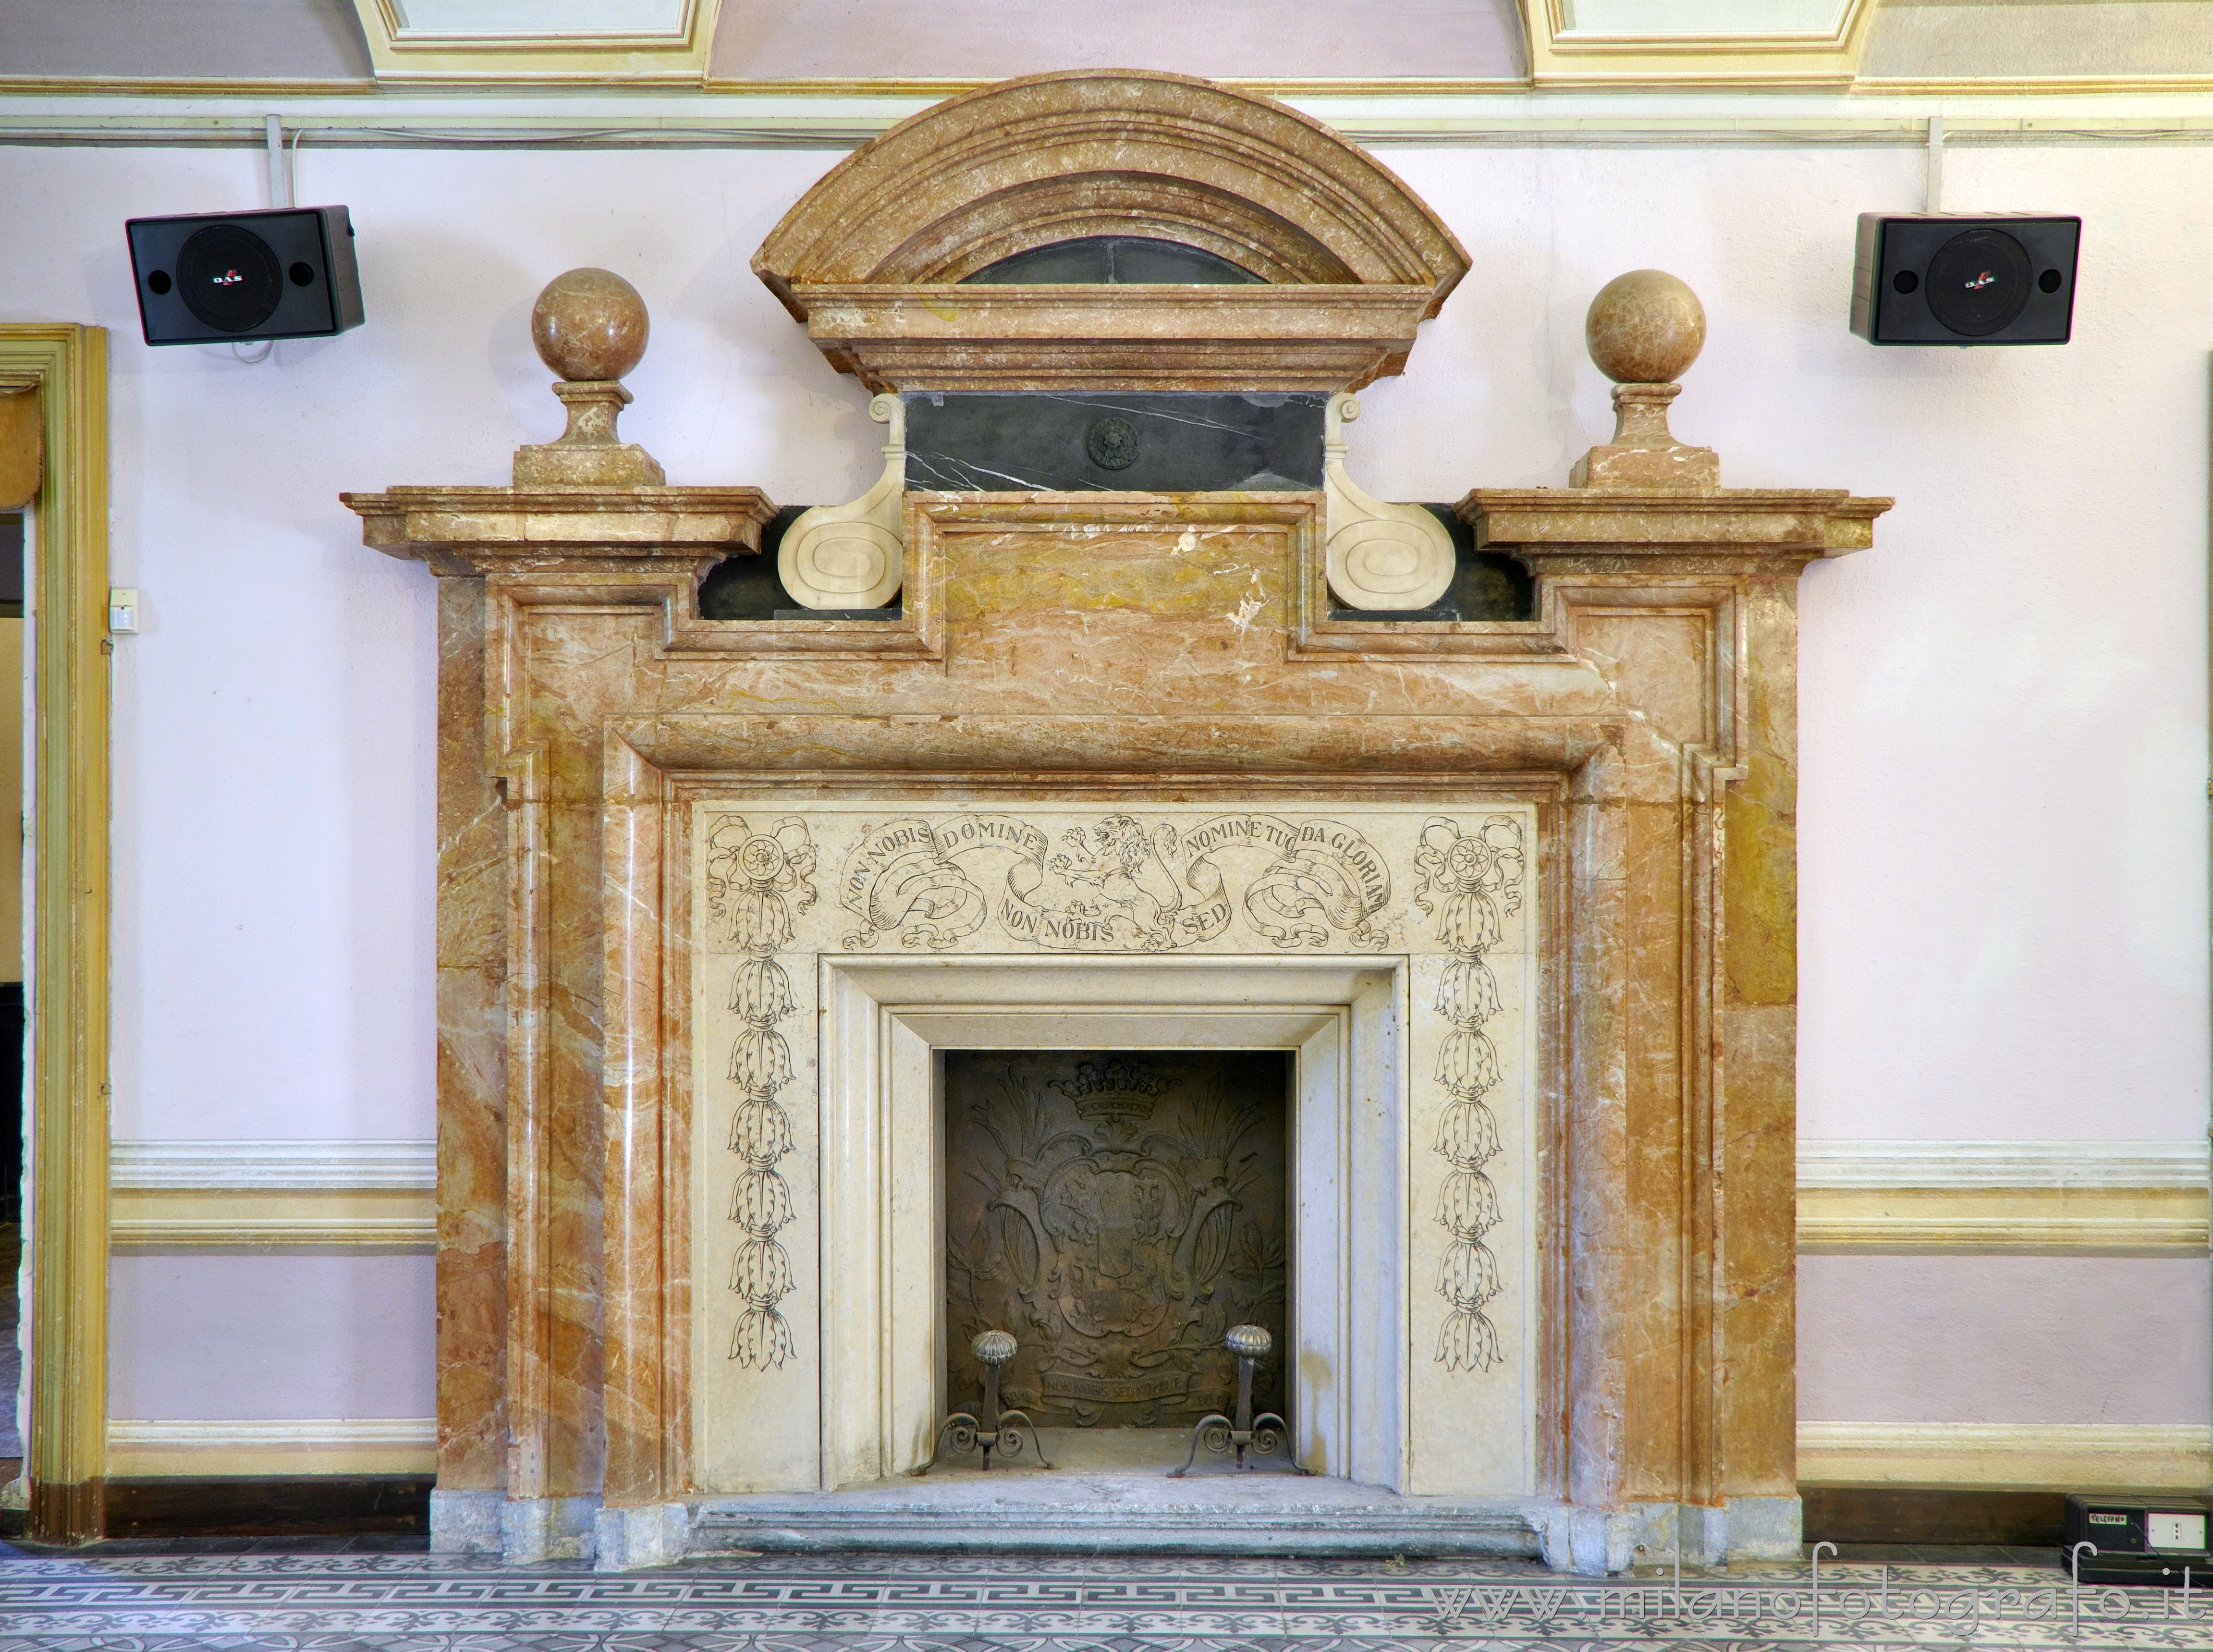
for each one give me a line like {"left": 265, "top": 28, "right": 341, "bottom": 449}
{"left": 2064, "top": 1493, "right": 2213, "bottom": 1586}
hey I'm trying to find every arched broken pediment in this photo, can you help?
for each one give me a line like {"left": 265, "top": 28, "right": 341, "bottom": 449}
{"left": 752, "top": 69, "right": 1470, "bottom": 392}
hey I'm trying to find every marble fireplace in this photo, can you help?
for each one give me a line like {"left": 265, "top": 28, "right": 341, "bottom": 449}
{"left": 345, "top": 70, "right": 1887, "bottom": 1573}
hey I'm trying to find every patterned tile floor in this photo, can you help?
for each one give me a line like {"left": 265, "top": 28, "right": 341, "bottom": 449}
{"left": 0, "top": 1542, "right": 2204, "bottom": 1652}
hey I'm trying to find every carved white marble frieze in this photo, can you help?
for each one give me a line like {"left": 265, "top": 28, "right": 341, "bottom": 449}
{"left": 693, "top": 799, "right": 1535, "bottom": 1496}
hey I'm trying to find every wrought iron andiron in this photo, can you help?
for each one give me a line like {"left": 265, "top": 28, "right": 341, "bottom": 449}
{"left": 919, "top": 1330, "right": 1051, "bottom": 1472}
{"left": 1170, "top": 1323, "right": 1309, "bottom": 1476}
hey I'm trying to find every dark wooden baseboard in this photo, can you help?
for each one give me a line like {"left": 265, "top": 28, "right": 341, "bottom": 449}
{"left": 101, "top": 1475, "right": 433, "bottom": 1539}
{"left": 1805, "top": 1487, "right": 2064, "bottom": 1547}
{"left": 27, "top": 1475, "right": 105, "bottom": 1544}
{"left": 0, "top": 1477, "right": 2174, "bottom": 1549}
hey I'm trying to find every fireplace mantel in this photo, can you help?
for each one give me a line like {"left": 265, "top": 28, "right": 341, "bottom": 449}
{"left": 343, "top": 70, "right": 1888, "bottom": 1575}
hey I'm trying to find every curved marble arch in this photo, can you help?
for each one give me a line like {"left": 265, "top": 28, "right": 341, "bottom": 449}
{"left": 755, "top": 68, "right": 1467, "bottom": 299}
{"left": 751, "top": 69, "right": 1472, "bottom": 394}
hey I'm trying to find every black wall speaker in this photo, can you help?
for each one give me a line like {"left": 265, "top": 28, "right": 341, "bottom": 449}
{"left": 126, "top": 206, "right": 364, "bottom": 346}
{"left": 1851, "top": 213, "right": 2079, "bottom": 345}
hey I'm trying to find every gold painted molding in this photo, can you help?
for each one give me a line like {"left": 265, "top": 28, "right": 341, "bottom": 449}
{"left": 106, "top": 1181, "right": 2202, "bottom": 1253}
{"left": 1859, "top": 75, "right": 2213, "bottom": 98}
{"left": 107, "top": 1139, "right": 437, "bottom": 1249}
{"left": 347, "top": 0, "right": 724, "bottom": 85}
{"left": 1799, "top": 1422, "right": 2213, "bottom": 1490}
{"left": 0, "top": 77, "right": 375, "bottom": 98}
{"left": 0, "top": 388, "right": 41, "bottom": 509}
{"left": 1796, "top": 1140, "right": 2209, "bottom": 1253}
{"left": 101, "top": 1161, "right": 2202, "bottom": 1254}
{"left": 0, "top": 324, "right": 111, "bottom": 1544}
{"left": 107, "top": 1418, "right": 436, "bottom": 1478}
{"left": 1797, "top": 1186, "right": 2209, "bottom": 1254}
{"left": 1522, "top": 0, "right": 1877, "bottom": 89}
{"left": 702, "top": 76, "right": 1539, "bottom": 98}
{"left": 13, "top": 73, "right": 2213, "bottom": 101}
{"left": 109, "top": 1188, "right": 436, "bottom": 1250}
{"left": 12, "top": 99, "right": 2213, "bottom": 154}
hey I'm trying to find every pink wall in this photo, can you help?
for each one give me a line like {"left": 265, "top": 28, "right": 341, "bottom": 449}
{"left": 1799, "top": 1256, "right": 2210, "bottom": 1424}
{"left": 109, "top": 1254, "right": 434, "bottom": 1419}
{"left": 0, "top": 131, "right": 2202, "bottom": 1436}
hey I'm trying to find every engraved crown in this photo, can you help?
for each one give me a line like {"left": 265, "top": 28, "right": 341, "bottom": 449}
{"left": 1048, "top": 1057, "right": 1171, "bottom": 1128}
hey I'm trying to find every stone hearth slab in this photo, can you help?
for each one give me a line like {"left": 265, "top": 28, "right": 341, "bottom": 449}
{"left": 690, "top": 1472, "right": 1558, "bottom": 1558}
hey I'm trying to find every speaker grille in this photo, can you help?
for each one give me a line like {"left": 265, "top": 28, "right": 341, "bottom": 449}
{"left": 1925, "top": 227, "right": 2032, "bottom": 338}
{"left": 176, "top": 224, "right": 284, "bottom": 334}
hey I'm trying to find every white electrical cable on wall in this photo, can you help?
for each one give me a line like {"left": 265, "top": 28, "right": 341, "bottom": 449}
{"left": 232, "top": 113, "right": 291, "bottom": 365}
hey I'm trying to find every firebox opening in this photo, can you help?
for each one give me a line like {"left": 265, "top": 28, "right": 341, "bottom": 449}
{"left": 941, "top": 1048, "right": 1293, "bottom": 1470}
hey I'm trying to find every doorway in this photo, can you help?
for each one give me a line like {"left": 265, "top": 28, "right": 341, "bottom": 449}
{"left": 0, "top": 509, "right": 20, "bottom": 1483}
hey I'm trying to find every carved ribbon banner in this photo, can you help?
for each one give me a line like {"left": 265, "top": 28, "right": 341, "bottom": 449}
{"left": 839, "top": 815, "right": 1042, "bottom": 950}
{"left": 1207, "top": 815, "right": 1394, "bottom": 950}
{"left": 837, "top": 809, "right": 1394, "bottom": 954}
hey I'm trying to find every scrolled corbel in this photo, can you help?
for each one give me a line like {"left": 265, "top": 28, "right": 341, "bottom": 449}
{"left": 1323, "top": 392, "right": 1455, "bottom": 612}
{"left": 780, "top": 394, "right": 905, "bottom": 611}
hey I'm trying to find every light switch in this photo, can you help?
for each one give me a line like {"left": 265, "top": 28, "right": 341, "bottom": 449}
{"left": 109, "top": 587, "right": 140, "bottom": 634}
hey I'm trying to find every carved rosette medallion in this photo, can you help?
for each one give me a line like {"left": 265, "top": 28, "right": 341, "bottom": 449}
{"left": 706, "top": 815, "right": 818, "bottom": 1370}
{"left": 1414, "top": 815, "right": 1526, "bottom": 1373}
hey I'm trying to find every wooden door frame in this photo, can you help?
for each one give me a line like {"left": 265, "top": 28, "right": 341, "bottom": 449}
{"left": 0, "top": 324, "right": 112, "bottom": 1543}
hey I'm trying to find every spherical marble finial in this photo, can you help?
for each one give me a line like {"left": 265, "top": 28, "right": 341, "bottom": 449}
{"left": 972, "top": 1329, "right": 1017, "bottom": 1367}
{"left": 1585, "top": 269, "right": 1706, "bottom": 385}
{"left": 1225, "top": 1323, "right": 1272, "bottom": 1359}
{"left": 531, "top": 267, "right": 649, "bottom": 383}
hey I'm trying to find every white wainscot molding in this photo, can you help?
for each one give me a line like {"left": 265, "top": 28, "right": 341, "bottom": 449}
{"left": 1796, "top": 1140, "right": 2210, "bottom": 1254}
{"left": 107, "top": 1417, "right": 438, "bottom": 1477}
{"left": 109, "top": 1139, "right": 436, "bottom": 1249}
{"left": 1798, "top": 1422, "right": 2213, "bottom": 1491}
{"left": 103, "top": 1134, "right": 2207, "bottom": 1253}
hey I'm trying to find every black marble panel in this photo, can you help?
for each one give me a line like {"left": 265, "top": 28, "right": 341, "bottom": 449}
{"left": 962, "top": 235, "right": 1263, "bottom": 285}
{"left": 700, "top": 510, "right": 905, "bottom": 620}
{"left": 905, "top": 392, "right": 1325, "bottom": 494}
{"left": 698, "top": 507, "right": 801, "bottom": 619}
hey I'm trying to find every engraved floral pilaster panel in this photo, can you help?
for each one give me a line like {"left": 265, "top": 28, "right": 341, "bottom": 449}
{"left": 699, "top": 815, "right": 821, "bottom": 1493}
{"left": 1406, "top": 813, "right": 1532, "bottom": 1494}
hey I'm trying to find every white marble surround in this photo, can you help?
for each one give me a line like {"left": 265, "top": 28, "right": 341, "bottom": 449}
{"left": 691, "top": 799, "right": 1538, "bottom": 1500}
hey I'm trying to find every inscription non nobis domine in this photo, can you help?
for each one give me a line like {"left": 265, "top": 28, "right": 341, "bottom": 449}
{"left": 942, "top": 1048, "right": 1290, "bottom": 1429}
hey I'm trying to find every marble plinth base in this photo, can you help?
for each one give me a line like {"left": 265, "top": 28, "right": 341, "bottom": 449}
{"left": 428, "top": 1488, "right": 503, "bottom": 1554}
{"left": 685, "top": 1485, "right": 1800, "bottom": 1576}
{"left": 503, "top": 1495, "right": 598, "bottom": 1563}
{"left": 432, "top": 1490, "right": 603, "bottom": 1562}
{"left": 689, "top": 1474, "right": 1551, "bottom": 1566}
{"left": 436, "top": 1481, "right": 1797, "bottom": 1575}
{"left": 597, "top": 1500, "right": 694, "bottom": 1570}
{"left": 1629, "top": 1496, "right": 1805, "bottom": 1569}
